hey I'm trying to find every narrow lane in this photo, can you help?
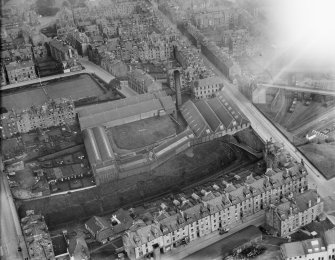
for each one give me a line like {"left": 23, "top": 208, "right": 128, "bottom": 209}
{"left": 1, "top": 172, "right": 28, "bottom": 260}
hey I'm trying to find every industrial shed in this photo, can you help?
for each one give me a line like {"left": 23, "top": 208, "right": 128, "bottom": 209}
{"left": 83, "top": 126, "right": 117, "bottom": 185}
{"left": 194, "top": 100, "right": 223, "bottom": 132}
{"left": 77, "top": 93, "right": 156, "bottom": 117}
{"left": 78, "top": 93, "right": 176, "bottom": 130}
{"left": 79, "top": 92, "right": 177, "bottom": 185}
{"left": 180, "top": 92, "right": 250, "bottom": 139}
{"left": 153, "top": 129, "right": 194, "bottom": 158}
{"left": 180, "top": 100, "right": 212, "bottom": 137}
{"left": 207, "top": 97, "right": 234, "bottom": 129}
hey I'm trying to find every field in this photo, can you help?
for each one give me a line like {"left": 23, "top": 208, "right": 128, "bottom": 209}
{"left": 108, "top": 115, "right": 178, "bottom": 150}
{"left": 1, "top": 74, "right": 104, "bottom": 111}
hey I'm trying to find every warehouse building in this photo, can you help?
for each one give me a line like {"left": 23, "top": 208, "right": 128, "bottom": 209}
{"left": 83, "top": 126, "right": 117, "bottom": 185}
{"left": 79, "top": 92, "right": 176, "bottom": 184}
{"left": 78, "top": 92, "right": 175, "bottom": 130}
{"left": 180, "top": 91, "right": 250, "bottom": 142}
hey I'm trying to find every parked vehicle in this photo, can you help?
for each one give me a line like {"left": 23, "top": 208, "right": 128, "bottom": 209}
{"left": 219, "top": 227, "right": 229, "bottom": 235}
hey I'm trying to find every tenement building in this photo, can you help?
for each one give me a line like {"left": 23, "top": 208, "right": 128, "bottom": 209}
{"left": 192, "top": 76, "right": 224, "bottom": 99}
{"left": 21, "top": 210, "right": 55, "bottom": 260}
{"left": 49, "top": 39, "right": 77, "bottom": 62}
{"left": 266, "top": 189, "right": 323, "bottom": 237}
{"left": 127, "top": 69, "right": 162, "bottom": 94}
{"left": 121, "top": 163, "right": 310, "bottom": 259}
{"left": 5, "top": 60, "right": 37, "bottom": 84}
{"left": 0, "top": 98, "right": 76, "bottom": 139}
{"left": 84, "top": 141, "right": 313, "bottom": 259}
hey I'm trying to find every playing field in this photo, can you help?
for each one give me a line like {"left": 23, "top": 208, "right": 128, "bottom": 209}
{"left": 1, "top": 74, "right": 103, "bottom": 111}
{"left": 45, "top": 74, "right": 104, "bottom": 100}
{"left": 108, "top": 116, "right": 178, "bottom": 150}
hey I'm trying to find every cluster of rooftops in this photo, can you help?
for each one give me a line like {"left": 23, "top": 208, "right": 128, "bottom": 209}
{"left": 181, "top": 91, "right": 250, "bottom": 137}
{"left": 85, "top": 154, "right": 308, "bottom": 243}
{"left": 77, "top": 91, "right": 175, "bottom": 130}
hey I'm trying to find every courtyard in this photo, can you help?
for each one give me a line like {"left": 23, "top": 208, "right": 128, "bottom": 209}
{"left": 108, "top": 115, "right": 179, "bottom": 150}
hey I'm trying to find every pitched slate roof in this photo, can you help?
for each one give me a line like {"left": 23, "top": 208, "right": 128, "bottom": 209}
{"left": 180, "top": 100, "right": 211, "bottom": 137}
{"left": 194, "top": 100, "right": 222, "bottom": 132}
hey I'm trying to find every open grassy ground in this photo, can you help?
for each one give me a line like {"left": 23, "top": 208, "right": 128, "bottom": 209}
{"left": 1, "top": 74, "right": 103, "bottom": 111}
{"left": 45, "top": 74, "right": 104, "bottom": 100}
{"left": 298, "top": 143, "right": 335, "bottom": 180}
{"left": 108, "top": 115, "right": 178, "bottom": 150}
{"left": 2, "top": 87, "right": 47, "bottom": 111}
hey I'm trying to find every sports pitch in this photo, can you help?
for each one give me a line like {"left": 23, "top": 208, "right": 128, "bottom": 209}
{"left": 1, "top": 74, "right": 103, "bottom": 111}
{"left": 108, "top": 115, "right": 178, "bottom": 150}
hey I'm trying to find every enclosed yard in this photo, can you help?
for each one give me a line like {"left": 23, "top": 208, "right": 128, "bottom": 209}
{"left": 108, "top": 115, "right": 178, "bottom": 150}
{"left": 1, "top": 74, "right": 103, "bottom": 111}
{"left": 45, "top": 74, "right": 104, "bottom": 100}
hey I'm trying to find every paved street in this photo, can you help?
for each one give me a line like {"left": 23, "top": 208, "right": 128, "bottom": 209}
{"left": 0, "top": 69, "right": 88, "bottom": 91}
{"left": 153, "top": 3, "right": 335, "bottom": 197}
{"left": 161, "top": 213, "right": 265, "bottom": 260}
{"left": 259, "top": 83, "right": 335, "bottom": 96}
{"left": 199, "top": 52, "right": 335, "bottom": 198}
{"left": 0, "top": 170, "right": 28, "bottom": 260}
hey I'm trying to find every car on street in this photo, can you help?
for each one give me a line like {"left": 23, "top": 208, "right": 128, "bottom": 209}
{"left": 219, "top": 227, "right": 229, "bottom": 235}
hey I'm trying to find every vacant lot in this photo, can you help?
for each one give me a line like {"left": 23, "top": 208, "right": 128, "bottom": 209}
{"left": 299, "top": 142, "right": 335, "bottom": 180}
{"left": 1, "top": 74, "right": 103, "bottom": 111}
{"left": 108, "top": 116, "right": 178, "bottom": 150}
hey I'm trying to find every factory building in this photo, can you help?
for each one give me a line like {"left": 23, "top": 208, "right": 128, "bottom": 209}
{"left": 78, "top": 92, "right": 176, "bottom": 185}
{"left": 83, "top": 126, "right": 117, "bottom": 185}
{"left": 180, "top": 91, "right": 250, "bottom": 142}
{"left": 78, "top": 92, "right": 175, "bottom": 130}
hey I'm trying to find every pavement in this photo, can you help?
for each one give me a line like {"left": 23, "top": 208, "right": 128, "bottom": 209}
{"left": 0, "top": 69, "right": 88, "bottom": 91}
{"left": 161, "top": 213, "right": 265, "bottom": 260}
{"left": 0, "top": 169, "right": 28, "bottom": 260}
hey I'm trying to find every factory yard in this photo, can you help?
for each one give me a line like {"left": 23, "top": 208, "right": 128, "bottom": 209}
{"left": 108, "top": 115, "right": 179, "bottom": 150}
{"left": 1, "top": 73, "right": 105, "bottom": 111}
